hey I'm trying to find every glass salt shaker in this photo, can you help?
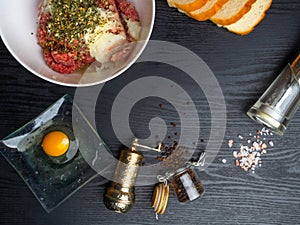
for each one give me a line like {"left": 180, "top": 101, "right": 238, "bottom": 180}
{"left": 247, "top": 53, "right": 300, "bottom": 135}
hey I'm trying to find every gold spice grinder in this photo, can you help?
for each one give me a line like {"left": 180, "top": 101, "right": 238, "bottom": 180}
{"left": 104, "top": 139, "right": 161, "bottom": 213}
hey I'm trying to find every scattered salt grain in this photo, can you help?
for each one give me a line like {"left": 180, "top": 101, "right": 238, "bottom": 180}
{"left": 222, "top": 159, "right": 227, "bottom": 164}
{"left": 252, "top": 142, "right": 260, "bottom": 149}
{"left": 228, "top": 139, "right": 234, "bottom": 148}
{"left": 233, "top": 151, "right": 238, "bottom": 158}
{"left": 229, "top": 127, "right": 275, "bottom": 173}
{"left": 235, "top": 159, "right": 239, "bottom": 166}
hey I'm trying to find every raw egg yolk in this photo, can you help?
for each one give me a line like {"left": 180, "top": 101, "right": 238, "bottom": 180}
{"left": 42, "top": 131, "right": 70, "bottom": 157}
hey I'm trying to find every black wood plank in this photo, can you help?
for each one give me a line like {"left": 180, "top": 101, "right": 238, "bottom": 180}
{"left": 0, "top": 0, "right": 300, "bottom": 224}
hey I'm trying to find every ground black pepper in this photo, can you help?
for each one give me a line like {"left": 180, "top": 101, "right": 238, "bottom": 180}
{"left": 159, "top": 146, "right": 190, "bottom": 172}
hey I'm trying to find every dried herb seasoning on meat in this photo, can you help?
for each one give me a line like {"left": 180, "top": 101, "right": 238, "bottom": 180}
{"left": 37, "top": 0, "right": 141, "bottom": 74}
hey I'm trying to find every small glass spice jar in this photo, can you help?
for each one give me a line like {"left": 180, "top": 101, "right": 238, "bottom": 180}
{"left": 169, "top": 165, "right": 204, "bottom": 203}
{"left": 152, "top": 152, "right": 205, "bottom": 217}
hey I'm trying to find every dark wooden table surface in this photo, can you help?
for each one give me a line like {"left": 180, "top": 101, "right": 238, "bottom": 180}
{"left": 1, "top": 1, "right": 300, "bottom": 224}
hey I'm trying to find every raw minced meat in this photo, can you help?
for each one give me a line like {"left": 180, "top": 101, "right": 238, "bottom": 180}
{"left": 37, "top": 0, "right": 141, "bottom": 74}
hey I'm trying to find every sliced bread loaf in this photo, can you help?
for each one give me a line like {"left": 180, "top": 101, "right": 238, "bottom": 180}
{"left": 187, "top": 0, "right": 229, "bottom": 21}
{"left": 223, "top": 0, "right": 272, "bottom": 35}
{"left": 167, "top": 0, "right": 209, "bottom": 12}
{"left": 210, "top": 0, "right": 257, "bottom": 25}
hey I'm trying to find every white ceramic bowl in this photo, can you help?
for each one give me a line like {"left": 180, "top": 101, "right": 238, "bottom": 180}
{"left": 0, "top": 0, "right": 155, "bottom": 87}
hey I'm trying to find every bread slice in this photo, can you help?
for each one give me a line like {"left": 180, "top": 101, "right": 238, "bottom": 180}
{"left": 188, "top": 0, "right": 229, "bottom": 21}
{"left": 210, "top": 0, "right": 257, "bottom": 25}
{"left": 167, "top": 0, "right": 209, "bottom": 12}
{"left": 223, "top": 0, "right": 272, "bottom": 35}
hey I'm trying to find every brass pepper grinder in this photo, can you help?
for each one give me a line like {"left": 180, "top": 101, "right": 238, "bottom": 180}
{"left": 104, "top": 139, "right": 162, "bottom": 213}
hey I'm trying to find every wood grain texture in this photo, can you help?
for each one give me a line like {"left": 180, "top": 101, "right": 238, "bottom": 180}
{"left": 1, "top": 0, "right": 300, "bottom": 224}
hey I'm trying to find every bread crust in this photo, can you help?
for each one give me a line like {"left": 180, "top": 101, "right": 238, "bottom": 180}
{"left": 175, "top": 0, "right": 209, "bottom": 12}
{"left": 226, "top": 0, "right": 272, "bottom": 35}
{"left": 166, "top": 0, "right": 272, "bottom": 35}
{"left": 210, "top": 0, "right": 257, "bottom": 25}
{"left": 188, "top": 0, "right": 229, "bottom": 21}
